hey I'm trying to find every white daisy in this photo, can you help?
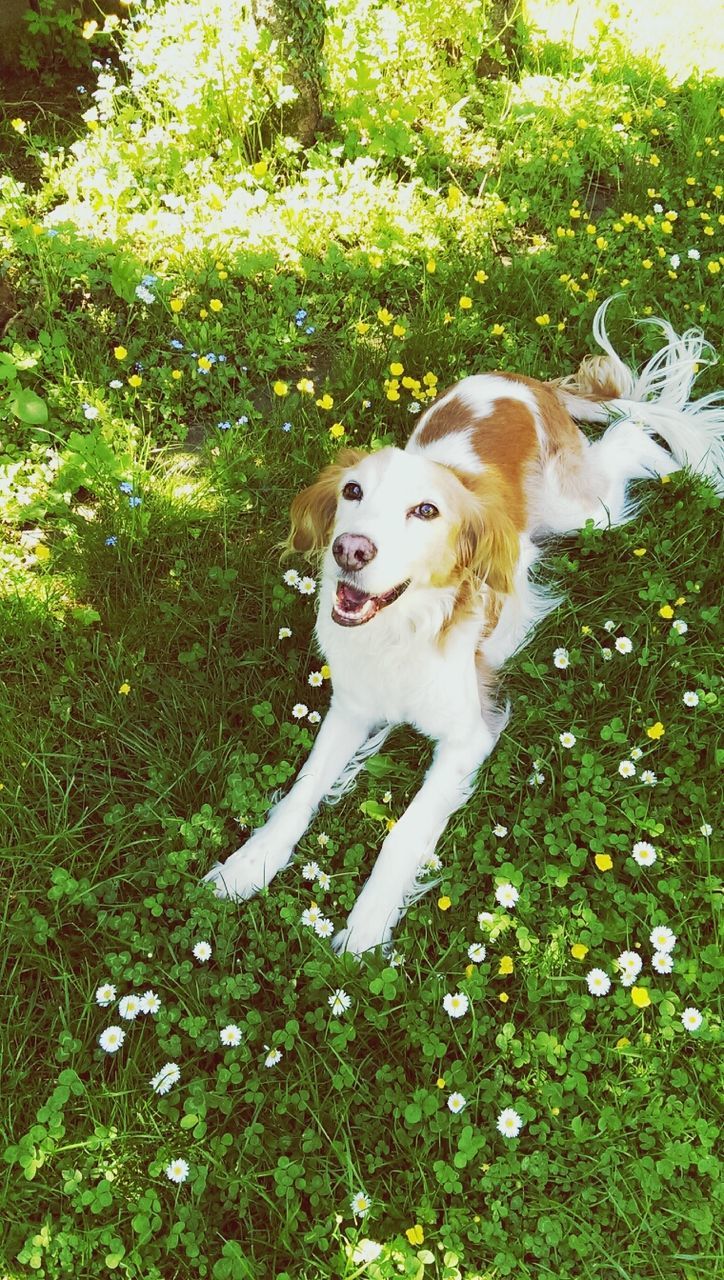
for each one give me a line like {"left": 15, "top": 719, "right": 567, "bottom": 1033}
{"left": 382, "top": 790, "right": 392, "bottom": 804}
{"left": 118, "top": 994, "right": 142, "bottom": 1020}
{"left": 317, "top": 832, "right": 330, "bottom": 846}
{"left": 632, "top": 841, "right": 657, "bottom": 866}
{"left": 283, "top": 569, "right": 300, "bottom": 587}
{"left": 688, "top": 248, "right": 700, "bottom": 259}
{"left": 492, "top": 824, "right": 508, "bottom": 837}
{"left": 601, "top": 648, "right": 612, "bottom": 661}
{"left": 308, "top": 710, "right": 321, "bottom": 724}
{"left": 652, "top": 951, "right": 673, "bottom": 974}
{"left": 447, "top": 1092, "right": 466, "bottom": 1113}
{"left": 301, "top": 905, "right": 322, "bottom": 927}
{"left": 586, "top": 969, "right": 611, "bottom": 996}
{"left": 192, "top": 941, "right": 212, "bottom": 963}
{"left": 278, "top": 626, "right": 292, "bottom": 639}
{"left": 140, "top": 990, "right": 161, "bottom": 1014}
{"left": 603, "top": 619, "right": 616, "bottom": 632}
{"left": 350, "top": 1190, "right": 370, "bottom": 1217}
{"left": 308, "top": 671, "right": 323, "bottom": 687}
{"left": 559, "top": 732, "right": 577, "bottom": 748}
{"left": 95, "top": 983, "right": 116, "bottom": 1007}
{"left": 99, "top": 1026, "right": 125, "bottom": 1053}
{"left": 669, "top": 253, "right": 680, "bottom": 269}
{"left": 529, "top": 770, "right": 545, "bottom": 787}
{"left": 615, "top": 636, "right": 633, "bottom": 654}
{"left": 497, "top": 1107, "right": 523, "bottom": 1138}
{"left": 553, "top": 647, "right": 570, "bottom": 669}
{"left": 264, "top": 1047, "right": 283, "bottom": 1067}
{"left": 314, "top": 917, "right": 335, "bottom": 938}
{"left": 671, "top": 619, "right": 688, "bottom": 634}
{"left": 443, "top": 992, "right": 469, "bottom": 1018}
{"left": 630, "top": 746, "right": 643, "bottom": 761}
{"left": 700, "top": 823, "right": 713, "bottom": 837}
{"left": 220, "top": 1024, "right": 243, "bottom": 1046}
{"left": 683, "top": 691, "right": 699, "bottom": 706}
{"left": 477, "top": 911, "right": 495, "bottom": 927}
{"left": 329, "top": 988, "right": 351, "bottom": 1016}
{"left": 681, "top": 1007, "right": 702, "bottom": 1031}
{"left": 618, "top": 760, "right": 636, "bottom": 778}
{"left": 150, "top": 1062, "right": 181, "bottom": 1095}
{"left": 617, "top": 950, "right": 643, "bottom": 980}
{"left": 641, "top": 770, "right": 658, "bottom": 786}
{"left": 649, "top": 925, "right": 676, "bottom": 953}
{"left": 165, "top": 1158, "right": 189, "bottom": 1184}
{"left": 423, "top": 852, "right": 443, "bottom": 872}
{"left": 298, "top": 576, "right": 316, "bottom": 595}
{"left": 495, "top": 883, "right": 519, "bottom": 909}
{"left": 301, "top": 861, "right": 320, "bottom": 880}
{"left": 467, "top": 943, "right": 487, "bottom": 963}
{"left": 292, "top": 703, "right": 308, "bottom": 718}
{"left": 316, "top": 871, "right": 331, "bottom": 890}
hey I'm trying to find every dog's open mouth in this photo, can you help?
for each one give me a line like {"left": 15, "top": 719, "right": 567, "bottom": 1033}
{"left": 332, "top": 579, "right": 410, "bottom": 626}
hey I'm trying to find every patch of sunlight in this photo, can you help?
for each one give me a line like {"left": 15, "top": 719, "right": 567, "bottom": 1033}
{"left": 526, "top": 0, "right": 724, "bottom": 79}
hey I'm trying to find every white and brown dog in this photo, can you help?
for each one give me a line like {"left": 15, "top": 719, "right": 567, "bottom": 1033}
{"left": 205, "top": 300, "right": 723, "bottom": 954}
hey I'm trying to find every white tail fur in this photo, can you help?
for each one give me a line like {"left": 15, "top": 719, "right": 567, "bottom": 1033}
{"left": 558, "top": 296, "right": 724, "bottom": 496}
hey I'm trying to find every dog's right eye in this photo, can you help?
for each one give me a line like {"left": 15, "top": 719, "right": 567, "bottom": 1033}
{"left": 342, "top": 482, "right": 363, "bottom": 501}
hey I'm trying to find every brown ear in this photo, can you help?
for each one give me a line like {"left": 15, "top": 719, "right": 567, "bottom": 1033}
{"left": 288, "top": 449, "right": 366, "bottom": 554}
{"left": 455, "top": 473, "right": 519, "bottom": 596}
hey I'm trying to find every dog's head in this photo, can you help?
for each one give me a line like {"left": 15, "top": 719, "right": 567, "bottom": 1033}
{"left": 288, "top": 447, "right": 519, "bottom": 627}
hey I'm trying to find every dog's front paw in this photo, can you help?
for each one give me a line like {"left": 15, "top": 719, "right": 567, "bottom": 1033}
{"left": 203, "top": 833, "right": 288, "bottom": 901}
{"left": 332, "top": 913, "right": 395, "bottom": 959}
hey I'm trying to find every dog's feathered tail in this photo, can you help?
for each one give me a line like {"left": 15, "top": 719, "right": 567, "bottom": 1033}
{"left": 554, "top": 296, "right": 724, "bottom": 496}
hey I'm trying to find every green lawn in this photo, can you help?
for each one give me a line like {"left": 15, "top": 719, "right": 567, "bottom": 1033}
{"left": 0, "top": 2, "right": 721, "bottom": 1277}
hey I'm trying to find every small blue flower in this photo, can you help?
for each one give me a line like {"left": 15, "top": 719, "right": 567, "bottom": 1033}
{"left": 119, "top": 481, "right": 134, "bottom": 494}
{"left": 236, "top": 415, "right": 249, "bottom": 425}
{"left": 282, "top": 422, "right": 292, "bottom": 432}
{"left": 205, "top": 352, "right": 218, "bottom": 364}
{"left": 128, "top": 495, "right": 142, "bottom": 508}
{"left": 83, "top": 403, "right": 99, "bottom": 420}
{"left": 108, "top": 379, "right": 123, "bottom": 389}
{"left": 217, "top": 354, "right": 227, "bottom": 363}
{"left": 46, "top": 229, "right": 59, "bottom": 238}
{"left": 141, "top": 273, "right": 158, "bottom": 287}
{"left": 217, "top": 421, "right": 232, "bottom": 431}
{"left": 295, "top": 308, "right": 308, "bottom": 322}
{"left": 135, "top": 284, "right": 155, "bottom": 304}
{"left": 305, "top": 326, "right": 315, "bottom": 334}
{"left": 77, "top": 85, "right": 87, "bottom": 94}
{"left": 105, "top": 535, "right": 118, "bottom": 546}
{"left": 170, "top": 339, "right": 184, "bottom": 350}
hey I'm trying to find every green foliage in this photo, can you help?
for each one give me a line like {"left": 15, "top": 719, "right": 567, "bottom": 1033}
{"left": 0, "top": 2, "right": 722, "bottom": 1278}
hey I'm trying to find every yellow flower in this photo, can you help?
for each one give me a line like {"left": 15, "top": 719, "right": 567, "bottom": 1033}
{"left": 498, "top": 955, "right": 514, "bottom": 975}
{"left": 171, "top": 370, "right": 183, "bottom": 380}
{"left": 641, "top": 259, "right": 653, "bottom": 269}
{"left": 674, "top": 596, "right": 686, "bottom": 606}
{"left": 658, "top": 604, "right": 674, "bottom": 618}
{"left": 570, "top": 943, "right": 589, "bottom": 960}
{"left": 197, "top": 357, "right": 211, "bottom": 373}
{"left": 320, "top": 665, "right": 331, "bottom": 680}
{"left": 437, "top": 896, "right": 451, "bottom": 911}
{"left": 390, "top": 362, "right": 404, "bottom": 377}
{"left": 355, "top": 321, "right": 370, "bottom": 335}
{"left": 426, "top": 259, "right": 436, "bottom": 273}
{"left": 443, "top": 313, "right": 454, "bottom": 325}
{"left": 128, "top": 374, "right": 142, "bottom": 388}
{"left": 11, "top": 118, "right": 27, "bottom": 134}
{"left": 633, "top": 547, "right": 646, "bottom": 556}
{"left": 459, "top": 296, "right": 473, "bottom": 309}
{"left": 581, "top": 625, "right": 591, "bottom": 635}
{"left": 646, "top": 722, "right": 665, "bottom": 740}
{"left": 377, "top": 308, "right": 393, "bottom": 325}
{"left": 707, "top": 261, "right": 721, "bottom": 274}
{"left": 273, "top": 381, "right": 289, "bottom": 397}
{"left": 474, "top": 270, "right": 488, "bottom": 283}
{"left": 422, "top": 372, "right": 438, "bottom": 387}
{"left": 535, "top": 313, "right": 551, "bottom": 326}
{"left": 296, "top": 378, "right": 314, "bottom": 394}
{"left": 118, "top": 682, "right": 131, "bottom": 695}
{"left": 329, "top": 422, "right": 345, "bottom": 440}
{"left": 631, "top": 986, "right": 651, "bottom": 1008}
{"left": 406, "top": 1226, "right": 424, "bottom": 1246}
{"left": 252, "top": 160, "right": 268, "bottom": 177}
{"left": 616, "top": 1037, "right": 631, "bottom": 1049}
{"left": 386, "top": 387, "right": 400, "bottom": 401}
{"left": 199, "top": 308, "right": 208, "bottom": 319}
{"left": 499, "top": 992, "right": 509, "bottom": 1003}
{"left": 114, "top": 346, "right": 128, "bottom": 360}
{"left": 490, "top": 324, "right": 505, "bottom": 336}
{"left": 209, "top": 298, "right": 223, "bottom": 312}
{"left": 392, "top": 324, "right": 406, "bottom": 337}
{"left": 649, "top": 154, "right": 660, "bottom": 166}
{"left": 447, "top": 185, "right": 461, "bottom": 210}
{"left": 316, "top": 393, "right": 333, "bottom": 410}
{"left": 170, "top": 298, "right": 183, "bottom": 313}
{"left": 436, "top": 1077, "right": 446, "bottom": 1088}
{"left": 34, "top": 544, "right": 51, "bottom": 562}
{"left": 594, "top": 854, "right": 613, "bottom": 872}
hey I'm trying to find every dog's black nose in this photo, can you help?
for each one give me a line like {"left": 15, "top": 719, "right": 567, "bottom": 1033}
{"left": 332, "top": 533, "right": 377, "bottom": 570}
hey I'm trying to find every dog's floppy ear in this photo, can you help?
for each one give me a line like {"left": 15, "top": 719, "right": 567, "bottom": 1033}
{"left": 455, "top": 473, "right": 519, "bottom": 596}
{"left": 288, "top": 449, "right": 366, "bottom": 554}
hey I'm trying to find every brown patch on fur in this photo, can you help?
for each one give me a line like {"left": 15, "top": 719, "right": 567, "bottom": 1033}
{"left": 449, "top": 466, "right": 520, "bottom": 598}
{"left": 415, "top": 390, "right": 474, "bottom": 446}
{"left": 551, "top": 354, "right": 628, "bottom": 402}
{"left": 288, "top": 449, "right": 367, "bottom": 554}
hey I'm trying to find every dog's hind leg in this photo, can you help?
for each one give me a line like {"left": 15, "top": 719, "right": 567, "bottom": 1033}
{"left": 204, "top": 701, "right": 377, "bottom": 901}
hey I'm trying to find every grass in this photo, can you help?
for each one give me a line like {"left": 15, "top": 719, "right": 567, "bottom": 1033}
{"left": 0, "top": 1, "right": 722, "bottom": 1277}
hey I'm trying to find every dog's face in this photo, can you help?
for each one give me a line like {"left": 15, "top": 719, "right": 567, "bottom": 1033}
{"left": 289, "top": 446, "right": 519, "bottom": 627}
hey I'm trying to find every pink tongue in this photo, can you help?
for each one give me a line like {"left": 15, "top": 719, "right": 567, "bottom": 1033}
{"left": 338, "top": 583, "right": 370, "bottom": 610}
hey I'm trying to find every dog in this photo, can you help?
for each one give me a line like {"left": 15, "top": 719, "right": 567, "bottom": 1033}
{"left": 204, "top": 299, "right": 723, "bottom": 954}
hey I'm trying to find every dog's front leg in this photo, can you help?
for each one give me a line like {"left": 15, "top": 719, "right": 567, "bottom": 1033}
{"left": 333, "top": 724, "right": 494, "bottom": 956}
{"left": 204, "top": 701, "right": 376, "bottom": 900}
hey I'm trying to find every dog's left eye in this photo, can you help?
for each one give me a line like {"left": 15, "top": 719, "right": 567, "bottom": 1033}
{"left": 412, "top": 502, "right": 439, "bottom": 520}
{"left": 342, "top": 481, "right": 363, "bottom": 501}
